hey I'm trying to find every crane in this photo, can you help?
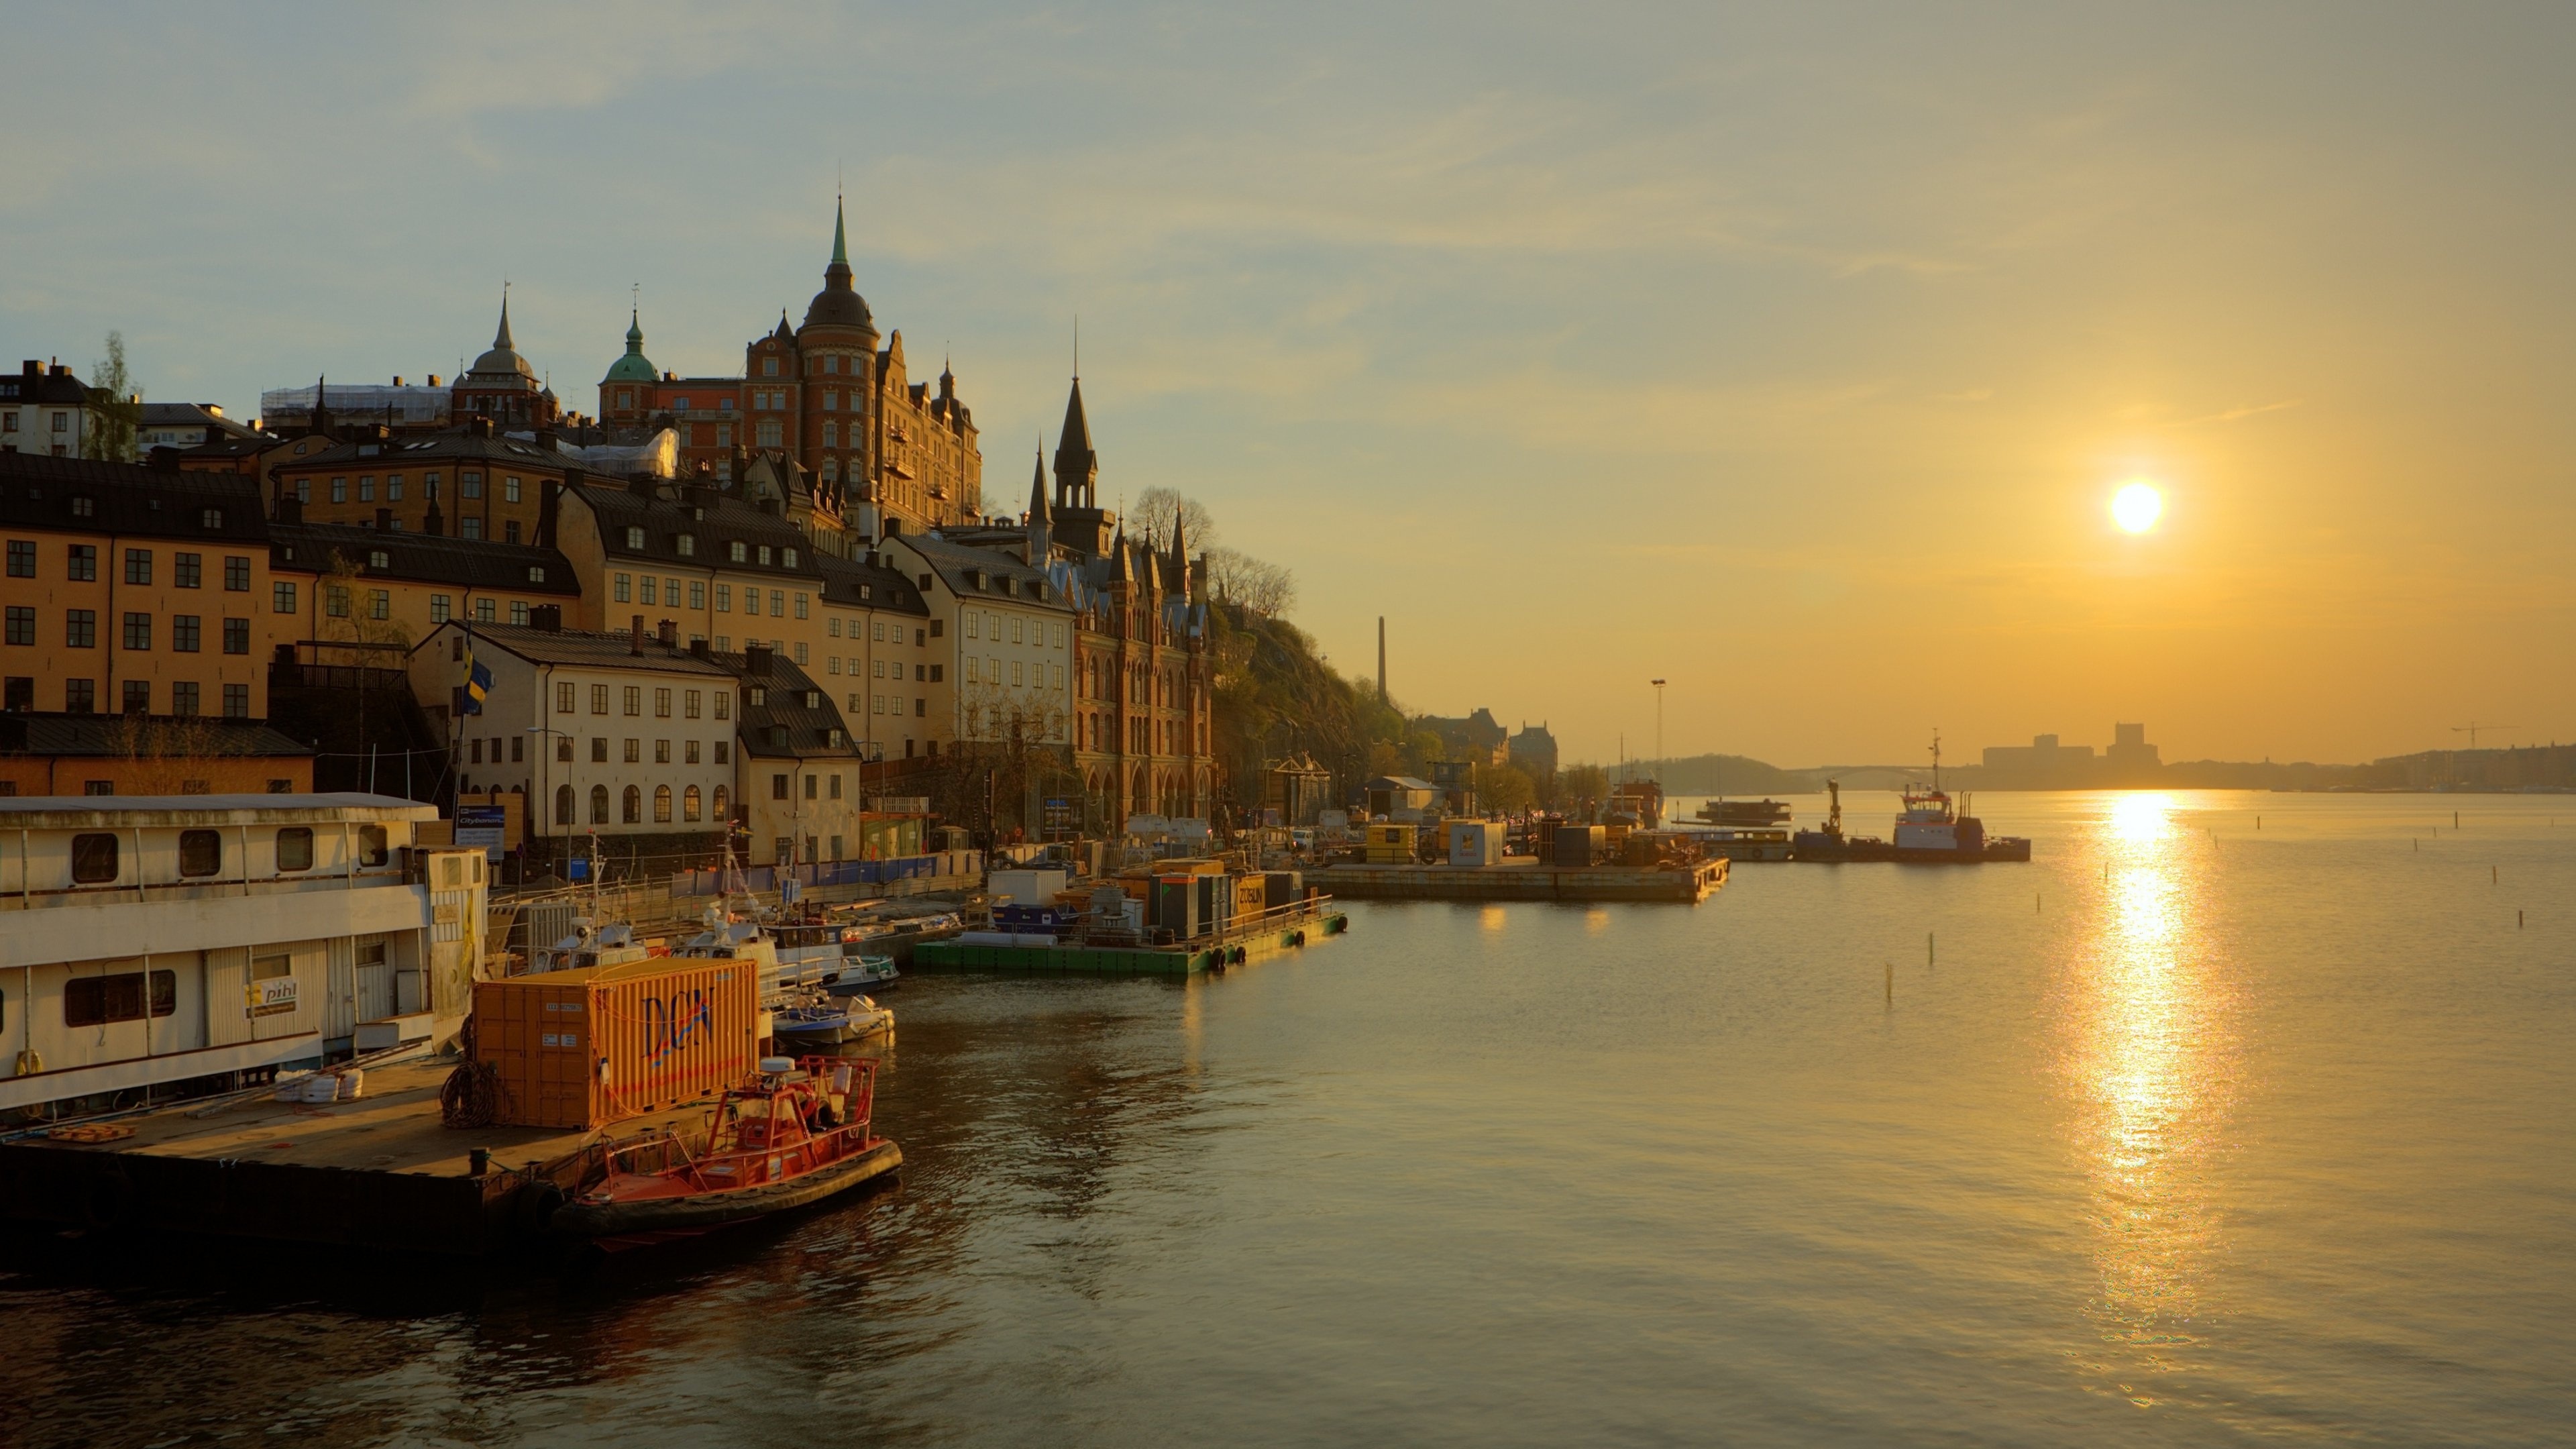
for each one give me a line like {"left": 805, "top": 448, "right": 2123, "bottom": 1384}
{"left": 2452, "top": 721, "right": 2516, "bottom": 748}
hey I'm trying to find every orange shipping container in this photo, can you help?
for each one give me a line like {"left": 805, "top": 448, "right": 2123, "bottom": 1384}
{"left": 472, "top": 957, "right": 760, "bottom": 1130}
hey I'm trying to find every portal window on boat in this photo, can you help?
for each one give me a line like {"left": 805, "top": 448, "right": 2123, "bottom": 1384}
{"left": 178, "top": 828, "right": 222, "bottom": 877}
{"left": 276, "top": 827, "right": 313, "bottom": 871}
{"left": 252, "top": 952, "right": 291, "bottom": 981}
{"left": 64, "top": 969, "right": 176, "bottom": 1026}
{"left": 70, "top": 832, "right": 118, "bottom": 883}
{"left": 357, "top": 824, "right": 389, "bottom": 867}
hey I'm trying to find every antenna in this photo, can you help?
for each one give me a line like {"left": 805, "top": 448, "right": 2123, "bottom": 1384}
{"left": 1073, "top": 315, "right": 1079, "bottom": 378}
{"left": 2452, "top": 721, "right": 2516, "bottom": 748}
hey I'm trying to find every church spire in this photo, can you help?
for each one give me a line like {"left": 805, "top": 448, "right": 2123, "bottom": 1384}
{"left": 1024, "top": 449, "right": 1051, "bottom": 563}
{"left": 493, "top": 288, "right": 514, "bottom": 351}
{"left": 832, "top": 195, "right": 849, "bottom": 268}
{"left": 1052, "top": 376, "right": 1097, "bottom": 508}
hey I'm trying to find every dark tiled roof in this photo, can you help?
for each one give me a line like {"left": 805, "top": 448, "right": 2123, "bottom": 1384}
{"left": 717, "top": 651, "right": 859, "bottom": 760}
{"left": 269, "top": 522, "right": 580, "bottom": 595}
{"left": 900, "top": 532, "right": 1064, "bottom": 606}
{"left": 0, "top": 452, "right": 268, "bottom": 543}
{"left": 425, "top": 620, "right": 737, "bottom": 677}
{"left": 574, "top": 481, "right": 822, "bottom": 583}
{"left": 138, "top": 403, "right": 262, "bottom": 441}
{"left": 5, "top": 363, "right": 92, "bottom": 406}
{"left": 813, "top": 551, "right": 929, "bottom": 616}
{"left": 0, "top": 713, "right": 313, "bottom": 759}
{"left": 273, "top": 431, "right": 575, "bottom": 474}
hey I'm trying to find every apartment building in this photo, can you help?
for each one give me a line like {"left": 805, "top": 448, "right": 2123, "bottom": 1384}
{"left": 887, "top": 532, "right": 1073, "bottom": 752}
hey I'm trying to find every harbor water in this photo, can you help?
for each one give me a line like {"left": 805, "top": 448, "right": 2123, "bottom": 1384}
{"left": 5, "top": 792, "right": 2571, "bottom": 1446}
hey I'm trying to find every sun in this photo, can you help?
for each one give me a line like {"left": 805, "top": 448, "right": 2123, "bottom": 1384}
{"left": 2112, "top": 482, "right": 2163, "bottom": 534}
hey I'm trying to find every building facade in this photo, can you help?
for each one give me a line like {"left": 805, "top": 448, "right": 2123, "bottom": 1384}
{"left": 1, "top": 360, "right": 103, "bottom": 458}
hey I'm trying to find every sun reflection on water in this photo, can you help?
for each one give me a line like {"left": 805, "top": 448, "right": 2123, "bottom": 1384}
{"left": 2066, "top": 792, "right": 2240, "bottom": 1387}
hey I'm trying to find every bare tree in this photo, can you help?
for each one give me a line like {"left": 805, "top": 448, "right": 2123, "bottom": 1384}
{"left": 1206, "top": 546, "right": 1296, "bottom": 616}
{"left": 1129, "top": 486, "right": 1218, "bottom": 551}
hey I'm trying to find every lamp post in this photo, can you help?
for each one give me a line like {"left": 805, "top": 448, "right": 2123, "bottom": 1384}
{"left": 1650, "top": 679, "right": 1666, "bottom": 788}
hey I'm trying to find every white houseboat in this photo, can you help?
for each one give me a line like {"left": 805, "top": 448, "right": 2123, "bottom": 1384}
{"left": 0, "top": 794, "right": 486, "bottom": 1114}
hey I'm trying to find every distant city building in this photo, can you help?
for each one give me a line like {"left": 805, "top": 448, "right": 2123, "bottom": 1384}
{"left": 1973, "top": 724, "right": 2160, "bottom": 787}
{"left": 1, "top": 360, "right": 105, "bottom": 458}
{"left": 137, "top": 402, "right": 261, "bottom": 453}
{"left": 1421, "top": 707, "right": 1509, "bottom": 765}
{"left": 1509, "top": 720, "right": 1559, "bottom": 784}
{"left": 2105, "top": 721, "right": 2162, "bottom": 778}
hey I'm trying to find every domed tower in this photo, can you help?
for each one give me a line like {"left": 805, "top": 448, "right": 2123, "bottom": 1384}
{"left": 599, "top": 305, "right": 658, "bottom": 423}
{"left": 783, "top": 199, "right": 878, "bottom": 548}
{"left": 453, "top": 292, "right": 554, "bottom": 428}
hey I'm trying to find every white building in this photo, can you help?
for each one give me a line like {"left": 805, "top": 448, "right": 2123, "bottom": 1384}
{"left": 408, "top": 616, "right": 737, "bottom": 860}
{"left": 0, "top": 794, "right": 484, "bottom": 1113}
{"left": 888, "top": 533, "right": 1073, "bottom": 749}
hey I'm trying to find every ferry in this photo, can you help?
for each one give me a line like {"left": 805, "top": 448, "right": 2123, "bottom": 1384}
{"left": 1670, "top": 825, "right": 1794, "bottom": 862}
{"left": 1695, "top": 798, "right": 1792, "bottom": 827}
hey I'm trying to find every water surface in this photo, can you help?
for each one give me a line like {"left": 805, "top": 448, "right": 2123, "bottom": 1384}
{"left": 5, "top": 792, "right": 2570, "bottom": 1446}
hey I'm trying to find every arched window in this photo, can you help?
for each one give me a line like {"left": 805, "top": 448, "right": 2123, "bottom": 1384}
{"left": 623, "top": 785, "right": 642, "bottom": 824}
{"left": 555, "top": 784, "right": 574, "bottom": 824}
{"left": 589, "top": 784, "right": 609, "bottom": 824}
{"left": 684, "top": 784, "right": 702, "bottom": 822}
{"left": 712, "top": 785, "right": 729, "bottom": 822}
{"left": 820, "top": 458, "right": 839, "bottom": 482}
{"left": 653, "top": 785, "right": 673, "bottom": 823}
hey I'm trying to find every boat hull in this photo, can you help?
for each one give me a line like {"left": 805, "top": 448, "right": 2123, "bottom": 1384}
{"left": 1793, "top": 833, "right": 2031, "bottom": 863}
{"left": 555, "top": 1140, "right": 903, "bottom": 1248}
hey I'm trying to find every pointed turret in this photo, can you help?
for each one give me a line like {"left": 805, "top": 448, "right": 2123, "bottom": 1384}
{"left": 602, "top": 305, "right": 657, "bottom": 385}
{"left": 800, "top": 197, "right": 876, "bottom": 336}
{"left": 1053, "top": 376, "right": 1097, "bottom": 508}
{"left": 1166, "top": 510, "right": 1189, "bottom": 595}
{"left": 1110, "top": 525, "right": 1133, "bottom": 585}
{"left": 493, "top": 293, "right": 515, "bottom": 352}
{"left": 1024, "top": 451, "right": 1051, "bottom": 562}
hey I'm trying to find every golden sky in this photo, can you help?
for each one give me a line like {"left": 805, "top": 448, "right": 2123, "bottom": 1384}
{"left": 4, "top": 5, "right": 2567, "bottom": 764}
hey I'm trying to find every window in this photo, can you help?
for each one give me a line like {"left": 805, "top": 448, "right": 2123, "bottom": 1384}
{"left": 622, "top": 785, "right": 642, "bottom": 824}
{"left": 368, "top": 549, "right": 389, "bottom": 570}
{"left": 430, "top": 595, "right": 450, "bottom": 623}
{"left": 585, "top": 683, "right": 609, "bottom": 714}
{"left": 729, "top": 541, "right": 747, "bottom": 564}
{"left": 591, "top": 737, "right": 607, "bottom": 762}
{"left": 4, "top": 607, "right": 30, "bottom": 646}
{"left": 590, "top": 785, "right": 610, "bottom": 824}
{"left": 773, "top": 773, "right": 790, "bottom": 801}
{"left": 640, "top": 578, "right": 657, "bottom": 606}
{"left": 65, "top": 679, "right": 96, "bottom": 713}
{"left": 557, "top": 682, "right": 576, "bottom": 713}
{"left": 66, "top": 609, "right": 96, "bottom": 648}
{"left": 653, "top": 785, "right": 673, "bottom": 823}
{"left": 172, "top": 614, "right": 201, "bottom": 652}
{"left": 966, "top": 612, "right": 979, "bottom": 641}
{"left": 462, "top": 472, "right": 483, "bottom": 499}
{"left": 1011, "top": 617, "right": 1024, "bottom": 645}
{"left": 794, "top": 643, "right": 809, "bottom": 666}
{"left": 804, "top": 774, "right": 818, "bottom": 800}
{"left": 370, "top": 590, "right": 390, "bottom": 621}
{"left": 178, "top": 829, "right": 222, "bottom": 877}
{"left": 556, "top": 738, "right": 572, "bottom": 763}
{"left": 555, "top": 784, "right": 575, "bottom": 825}
{"left": 763, "top": 357, "right": 780, "bottom": 377}
{"left": 715, "top": 584, "right": 731, "bottom": 612}
{"left": 655, "top": 739, "right": 670, "bottom": 763}
{"left": 222, "top": 618, "right": 249, "bottom": 654}
{"left": 276, "top": 827, "right": 313, "bottom": 871}
{"left": 503, "top": 476, "right": 526, "bottom": 504}
{"left": 331, "top": 477, "right": 347, "bottom": 502}
{"left": 171, "top": 681, "right": 199, "bottom": 716}
{"left": 327, "top": 586, "right": 350, "bottom": 619}
{"left": 357, "top": 825, "right": 388, "bottom": 866}
{"left": 829, "top": 773, "right": 843, "bottom": 800}
{"left": 614, "top": 574, "right": 632, "bottom": 602}
{"left": 794, "top": 592, "right": 809, "bottom": 619}
{"left": 72, "top": 832, "right": 119, "bottom": 883}
{"left": 653, "top": 687, "right": 672, "bottom": 718}
{"left": 68, "top": 544, "right": 97, "bottom": 581}
{"left": 715, "top": 741, "right": 730, "bottom": 765}
{"left": 64, "top": 971, "right": 176, "bottom": 1027}
{"left": 69, "top": 492, "right": 91, "bottom": 513}
{"left": 358, "top": 477, "right": 374, "bottom": 502}
{"left": 203, "top": 508, "right": 225, "bottom": 529}
{"left": 273, "top": 582, "right": 297, "bottom": 613}
{"left": 688, "top": 581, "right": 706, "bottom": 609}
{"left": 5, "top": 541, "right": 31, "bottom": 577}
{"left": 714, "top": 692, "right": 730, "bottom": 720}
{"left": 223, "top": 684, "right": 249, "bottom": 718}
{"left": 623, "top": 739, "right": 641, "bottom": 763}
{"left": 623, "top": 686, "right": 641, "bottom": 716}
{"left": 626, "top": 527, "right": 645, "bottom": 550}
{"left": 713, "top": 784, "right": 728, "bottom": 819}
{"left": 385, "top": 476, "right": 402, "bottom": 502}
{"left": 769, "top": 590, "right": 784, "bottom": 617}
{"left": 677, "top": 533, "right": 695, "bottom": 557}
{"left": 758, "top": 547, "right": 774, "bottom": 569}
{"left": 686, "top": 739, "right": 701, "bottom": 764}
{"left": 84, "top": 779, "right": 109, "bottom": 794}
{"left": 683, "top": 784, "right": 702, "bottom": 822}
{"left": 460, "top": 518, "right": 482, "bottom": 539}
{"left": 125, "top": 549, "right": 153, "bottom": 585}
{"left": 219, "top": 555, "right": 248, "bottom": 592}
{"left": 683, "top": 689, "right": 701, "bottom": 719}
{"left": 511, "top": 602, "right": 529, "bottom": 625}
{"left": 505, "top": 521, "right": 521, "bottom": 544}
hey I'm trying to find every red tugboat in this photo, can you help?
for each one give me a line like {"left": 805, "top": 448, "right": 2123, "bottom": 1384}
{"left": 553, "top": 1055, "right": 900, "bottom": 1250}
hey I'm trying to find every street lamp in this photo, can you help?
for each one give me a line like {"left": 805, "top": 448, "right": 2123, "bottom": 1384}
{"left": 1650, "top": 680, "right": 1666, "bottom": 788}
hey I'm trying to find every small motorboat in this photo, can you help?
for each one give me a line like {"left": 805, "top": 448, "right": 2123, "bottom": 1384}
{"left": 769, "top": 991, "right": 894, "bottom": 1047}
{"left": 822, "top": 954, "right": 899, "bottom": 996}
{"left": 553, "top": 1055, "right": 900, "bottom": 1250}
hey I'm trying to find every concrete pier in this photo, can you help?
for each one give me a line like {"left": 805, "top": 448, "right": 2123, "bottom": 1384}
{"left": 1305, "top": 857, "right": 1727, "bottom": 904}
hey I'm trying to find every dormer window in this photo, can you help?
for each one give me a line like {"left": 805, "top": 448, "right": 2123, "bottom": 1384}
{"left": 368, "top": 550, "right": 389, "bottom": 570}
{"left": 527, "top": 566, "right": 545, "bottom": 583}
{"left": 729, "top": 541, "right": 747, "bottom": 563}
{"left": 676, "top": 533, "right": 695, "bottom": 557}
{"left": 782, "top": 547, "right": 798, "bottom": 568}
{"left": 625, "top": 526, "right": 645, "bottom": 549}
{"left": 748, "top": 686, "right": 766, "bottom": 706}
{"left": 201, "top": 509, "right": 223, "bottom": 529}
{"left": 763, "top": 358, "right": 780, "bottom": 377}
{"left": 828, "top": 728, "right": 845, "bottom": 747}
{"left": 804, "top": 690, "right": 820, "bottom": 708}
{"left": 72, "top": 496, "right": 94, "bottom": 517}
{"left": 757, "top": 545, "right": 773, "bottom": 566}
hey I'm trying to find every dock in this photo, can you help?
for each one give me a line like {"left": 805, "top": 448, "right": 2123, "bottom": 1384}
{"left": 0, "top": 1057, "right": 757, "bottom": 1256}
{"left": 1304, "top": 857, "right": 1727, "bottom": 903}
{"left": 912, "top": 900, "right": 1350, "bottom": 976}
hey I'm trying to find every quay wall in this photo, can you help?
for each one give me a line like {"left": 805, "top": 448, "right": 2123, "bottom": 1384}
{"left": 1305, "top": 861, "right": 1725, "bottom": 904}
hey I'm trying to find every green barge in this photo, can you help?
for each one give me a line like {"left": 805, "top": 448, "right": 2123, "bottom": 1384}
{"left": 912, "top": 901, "right": 1350, "bottom": 976}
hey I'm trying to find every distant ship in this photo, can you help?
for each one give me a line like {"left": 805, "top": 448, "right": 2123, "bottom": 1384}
{"left": 1697, "top": 798, "right": 1791, "bottom": 826}
{"left": 1792, "top": 737, "right": 2031, "bottom": 863}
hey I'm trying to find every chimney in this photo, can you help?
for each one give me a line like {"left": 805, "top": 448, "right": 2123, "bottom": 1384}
{"left": 468, "top": 417, "right": 495, "bottom": 439}
{"left": 745, "top": 643, "right": 773, "bottom": 677}
{"left": 274, "top": 493, "right": 302, "bottom": 524}
{"left": 427, "top": 374, "right": 441, "bottom": 388}
{"left": 629, "top": 473, "right": 656, "bottom": 500}
{"left": 657, "top": 618, "right": 676, "bottom": 648}
{"left": 689, "top": 637, "right": 711, "bottom": 661}
{"left": 423, "top": 502, "right": 444, "bottom": 536}
{"left": 392, "top": 376, "right": 404, "bottom": 386}
{"left": 529, "top": 604, "right": 561, "bottom": 632}
{"left": 629, "top": 616, "right": 645, "bottom": 655}
{"left": 376, "top": 507, "right": 393, "bottom": 531}
{"left": 148, "top": 447, "right": 181, "bottom": 472}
